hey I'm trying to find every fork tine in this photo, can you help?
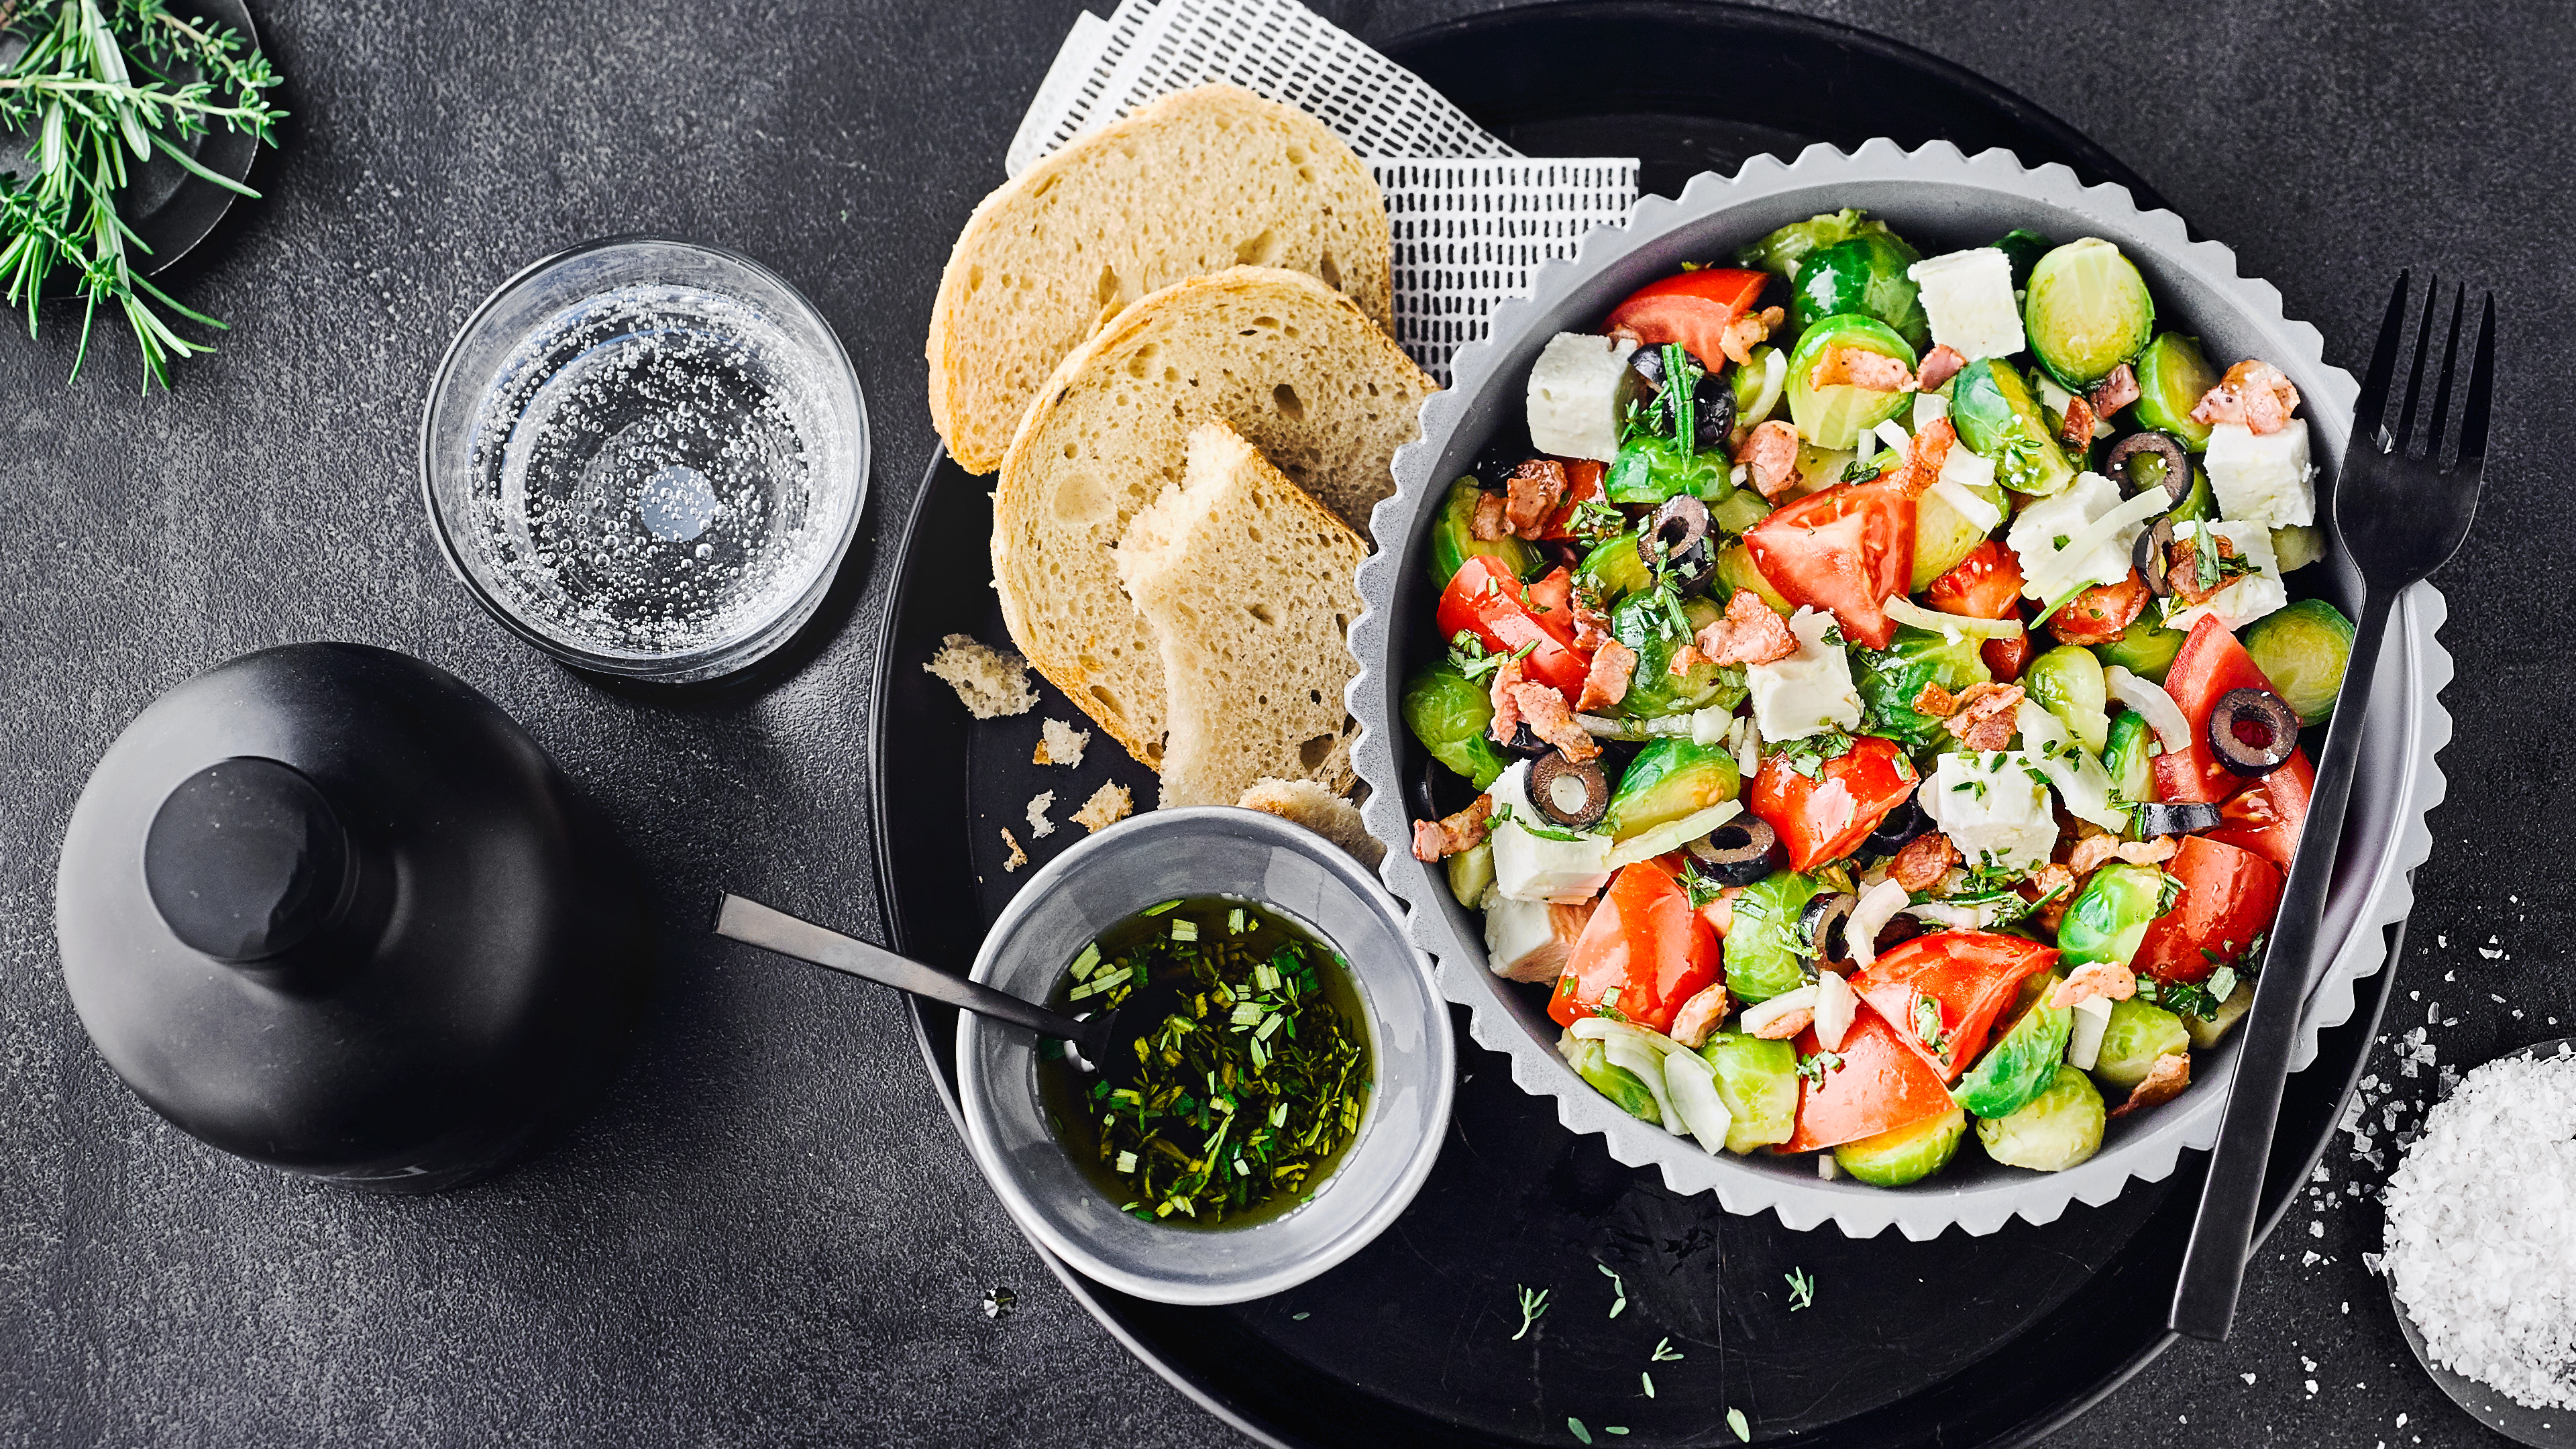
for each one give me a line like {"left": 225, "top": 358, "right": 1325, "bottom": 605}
{"left": 2456, "top": 292, "right": 2497, "bottom": 468}
{"left": 2395, "top": 272, "right": 2439, "bottom": 452}
{"left": 2354, "top": 270, "right": 2410, "bottom": 443}
{"left": 2426, "top": 284, "right": 2467, "bottom": 462}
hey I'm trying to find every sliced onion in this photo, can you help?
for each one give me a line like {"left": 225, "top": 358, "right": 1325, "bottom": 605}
{"left": 1569, "top": 1014, "right": 1691, "bottom": 1058}
{"left": 1601, "top": 1036, "right": 1678, "bottom": 1130}
{"left": 1873, "top": 418, "right": 1912, "bottom": 458}
{"left": 2021, "top": 486, "right": 2171, "bottom": 598}
{"left": 1882, "top": 594, "right": 2026, "bottom": 639}
{"left": 1929, "top": 477, "right": 2004, "bottom": 533}
{"left": 1912, "top": 390, "right": 1950, "bottom": 429}
{"left": 2066, "top": 996, "right": 2116, "bottom": 1071}
{"left": 1659, "top": 1047, "right": 1735, "bottom": 1153}
{"left": 2106, "top": 665, "right": 2193, "bottom": 755}
{"left": 1605, "top": 800, "right": 1742, "bottom": 871}
{"left": 1904, "top": 898, "right": 2009, "bottom": 930}
{"left": 1739, "top": 983, "right": 1819, "bottom": 1038}
{"left": 1813, "top": 969, "right": 1860, "bottom": 1053}
{"left": 1740, "top": 346, "right": 1789, "bottom": 427}
{"left": 1844, "top": 879, "right": 1911, "bottom": 972}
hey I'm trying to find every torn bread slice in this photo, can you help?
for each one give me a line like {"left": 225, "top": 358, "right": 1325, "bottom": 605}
{"left": 1238, "top": 777, "right": 1385, "bottom": 868}
{"left": 1117, "top": 421, "right": 1366, "bottom": 807}
{"left": 992, "top": 266, "right": 1434, "bottom": 767}
{"left": 928, "top": 83, "right": 1393, "bottom": 474}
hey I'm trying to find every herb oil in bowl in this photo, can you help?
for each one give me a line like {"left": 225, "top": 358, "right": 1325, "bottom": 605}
{"left": 1039, "top": 897, "right": 1372, "bottom": 1229}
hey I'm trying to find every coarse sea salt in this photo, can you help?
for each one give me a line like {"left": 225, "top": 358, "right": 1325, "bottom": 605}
{"left": 2381, "top": 1044, "right": 2576, "bottom": 1410}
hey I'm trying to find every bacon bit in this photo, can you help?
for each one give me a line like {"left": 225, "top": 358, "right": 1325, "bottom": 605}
{"left": 2088, "top": 362, "right": 2140, "bottom": 417}
{"left": 2024, "top": 863, "right": 2077, "bottom": 932}
{"left": 1412, "top": 794, "right": 1493, "bottom": 862}
{"left": 1504, "top": 459, "right": 1568, "bottom": 537}
{"left": 1669, "top": 983, "right": 1735, "bottom": 1050}
{"left": 2163, "top": 531, "right": 2243, "bottom": 606}
{"left": 1889, "top": 831, "right": 1962, "bottom": 892}
{"left": 1699, "top": 885, "right": 1742, "bottom": 938}
{"left": 1470, "top": 489, "right": 1511, "bottom": 541}
{"left": 2048, "top": 572, "right": 2150, "bottom": 646}
{"left": 2070, "top": 833, "right": 2182, "bottom": 876}
{"left": 1735, "top": 418, "right": 1801, "bottom": 499}
{"left": 2056, "top": 392, "right": 2098, "bottom": 447}
{"left": 2190, "top": 359, "right": 2302, "bottom": 435}
{"left": 1571, "top": 595, "right": 1614, "bottom": 654}
{"left": 2049, "top": 959, "right": 2139, "bottom": 1010}
{"left": 1666, "top": 643, "right": 1710, "bottom": 676}
{"left": 1752, "top": 1006, "right": 1815, "bottom": 1041}
{"left": 2110, "top": 1051, "right": 2192, "bottom": 1118}
{"left": 1917, "top": 344, "right": 1968, "bottom": 393}
{"left": 1896, "top": 417, "right": 1956, "bottom": 497}
{"left": 1696, "top": 588, "right": 1800, "bottom": 666}
{"left": 1575, "top": 637, "right": 1638, "bottom": 712}
{"left": 1488, "top": 655, "right": 1529, "bottom": 743}
{"left": 1717, "top": 305, "right": 1785, "bottom": 367}
{"left": 1807, "top": 345, "right": 1917, "bottom": 394}
{"left": 1912, "top": 679, "right": 1962, "bottom": 718}
{"left": 1942, "top": 682, "right": 2025, "bottom": 751}
{"left": 1510, "top": 680, "right": 1599, "bottom": 763}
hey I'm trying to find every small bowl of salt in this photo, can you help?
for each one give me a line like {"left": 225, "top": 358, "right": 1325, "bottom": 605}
{"left": 2381, "top": 1036, "right": 2576, "bottom": 1448}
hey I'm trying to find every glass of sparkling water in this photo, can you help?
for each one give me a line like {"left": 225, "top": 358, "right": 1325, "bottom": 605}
{"left": 422, "top": 237, "right": 869, "bottom": 683}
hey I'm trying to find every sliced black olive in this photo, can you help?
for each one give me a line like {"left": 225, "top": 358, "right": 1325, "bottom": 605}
{"left": 1628, "top": 344, "right": 1668, "bottom": 390}
{"left": 2133, "top": 515, "right": 2180, "bottom": 598}
{"left": 2208, "top": 687, "right": 2300, "bottom": 776}
{"left": 1693, "top": 372, "right": 1737, "bottom": 449}
{"left": 1799, "top": 892, "right": 1858, "bottom": 965}
{"left": 1639, "top": 494, "right": 1717, "bottom": 592}
{"left": 1469, "top": 431, "right": 1539, "bottom": 490}
{"left": 1528, "top": 755, "right": 1611, "bottom": 832}
{"left": 1503, "top": 720, "right": 1552, "bottom": 759}
{"left": 1687, "top": 815, "right": 1781, "bottom": 887}
{"left": 2137, "top": 800, "right": 2224, "bottom": 837}
{"left": 1864, "top": 796, "right": 1932, "bottom": 855}
{"left": 2104, "top": 431, "right": 2192, "bottom": 505}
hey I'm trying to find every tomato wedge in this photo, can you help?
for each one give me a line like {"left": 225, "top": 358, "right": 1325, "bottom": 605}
{"left": 1603, "top": 268, "right": 1771, "bottom": 371}
{"left": 2134, "top": 835, "right": 2283, "bottom": 985}
{"left": 1743, "top": 480, "right": 1916, "bottom": 649}
{"left": 1548, "top": 859, "right": 1719, "bottom": 1034}
{"left": 2151, "top": 616, "right": 2281, "bottom": 803}
{"left": 1747, "top": 735, "right": 1918, "bottom": 872}
{"left": 2047, "top": 572, "right": 2151, "bottom": 647}
{"left": 1536, "top": 460, "right": 1607, "bottom": 539}
{"left": 1924, "top": 540, "right": 2031, "bottom": 680}
{"left": 2206, "top": 745, "right": 2313, "bottom": 873}
{"left": 1785, "top": 1011, "right": 1955, "bottom": 1153}
{"left": 1436, "top": 555, "right": 1589, "bottom": 699}
{"left": 1851, "top": 930, "right": 2058, "bottom": 1083}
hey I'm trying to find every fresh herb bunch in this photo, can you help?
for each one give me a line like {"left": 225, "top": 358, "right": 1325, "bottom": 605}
{"left": 0, "top": 0, "right": 284, "bottom": 388}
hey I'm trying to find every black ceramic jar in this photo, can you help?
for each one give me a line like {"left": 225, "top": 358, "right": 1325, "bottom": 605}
{"left": 55, "top": 643, "right": 646, "bottom": 1191}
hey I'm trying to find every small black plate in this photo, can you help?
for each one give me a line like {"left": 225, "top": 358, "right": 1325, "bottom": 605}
{"left": 869, "top": 5, "right": 2402, "bottom": 1444}
{"left": 3, "top": 0, "right": 266, "bottom": 294}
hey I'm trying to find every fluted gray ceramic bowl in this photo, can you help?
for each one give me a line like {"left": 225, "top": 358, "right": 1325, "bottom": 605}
{"left": 956, "top": 807, "right": 1454, "bottom": 1305}
{"left": 1348, "top": 140, "right": 2454, "bottom": 1240}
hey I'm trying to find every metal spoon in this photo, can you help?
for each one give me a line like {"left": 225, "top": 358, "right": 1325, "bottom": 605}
{"left": 712, "top": 893, "right": 1177, "bottom": 1085}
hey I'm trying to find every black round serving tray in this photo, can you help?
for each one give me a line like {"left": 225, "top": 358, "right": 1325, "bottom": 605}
{"left": 869, "top": 5, "right": 2406, "bottom": 1444}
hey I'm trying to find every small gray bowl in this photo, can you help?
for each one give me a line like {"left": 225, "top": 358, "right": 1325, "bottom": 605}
{"left": 956, "top": 807, "right": 1453, "bottom": 1305}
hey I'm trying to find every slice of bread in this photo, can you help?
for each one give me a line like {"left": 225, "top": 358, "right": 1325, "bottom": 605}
{"left": 1118, "top": 421, "right": 1366, "bottom": 807}
{"left": 928, "top": 84, "right": 1394, "bottom": 475}
{"left": 992, "top": 266, "right": 1434, "bottom": 767}
{"left": 1238, "top": 777, "right": 1385, "bottom": 869}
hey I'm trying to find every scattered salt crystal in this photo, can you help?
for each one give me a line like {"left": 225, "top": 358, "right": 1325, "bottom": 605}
{"left": 2243, "top": 1373, "right": 2258, "bottom": 1385}
{"left": 2310, "top": 1220, "right": 2325, "bottom": 1238}
{"left": 2304, "top": 1250, "right": 2322, "bottom": 1266}
{"left": 2382, "top": 1049, "right": 2576, "bottom": 1410}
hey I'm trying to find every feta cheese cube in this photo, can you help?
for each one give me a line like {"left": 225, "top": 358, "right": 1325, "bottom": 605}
{"left": 1525, "top": 332, "right": 1640, "bottom": 464}
{"left": 1907, "top": 248, "right": 2026, "bottom": 362}
{"left": 2010, "top": 470, "right": 2144, "bottom": 600}
{"left": 2160, "top": 519, "right": 2289, "bottom": 633}
{"left": 1919, "top": 749, "right": 2059, "bottom": 873}
{"left": 1487, "top": 761, "right": 1615, "bottom": 903}
{"left": 1483, "top": 893, "right": 1574, "bottom": 981}
{"left": 1745, "top": 607, "right": 1862, "bottom": 742}
{"left": 2204, "top": 419, "right": 2316, "bottom": 528}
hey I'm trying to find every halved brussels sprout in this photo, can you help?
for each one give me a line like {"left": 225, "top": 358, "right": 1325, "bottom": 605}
{"left": 1911, "top": 471, "right": 2008, "bottom": 590}
{"left": 1835, "top": 1104, "right": 1968, "bottom": 1186}
{"left": 2102, "top": 709, "right": 2155, "bottom": 805}
{"left": 1714, "top": 540, "right": 1792, "bottom": 612}
{"left": 2241, "top": 598, "right": 2355, "bottom": 725}
{"left": 1976, "top": 1064, "right": 2106, "bottom": 1172}
{"left": 1953, "top": 989, "right": 2074, "bottom": 1119}
{"left": 2058, "top": 863, "right": 2174, "bottom": 973}
{"left": 2025, "top": 238, "right": 2156, "bottom": 388}
{"left": 1790, "top": 233, "right": 1930, "bottom": 353}
{"left": 2090, "top": 996, "right": 2191, "bottom": 1090}
{"left": 1949, "top": 358, "right": 2078, "bottom": 496}
{"left": 1699, "top": 1032, "right": 1801, "bottom": 1153}
{"left": 2131, "top": 333, "right": 2222, "bottom": 449}
{"left": 1989, "top": 228, "right": 2053, "bottom": 291}
{"left": 1733, "top": 207, "right": 1898, "bottom": 280}
{"left": 1429, "top": 476, "right": 1538, "bottom": 588}
{"left": 1564, "top": 1032, "right": 1662, "bottom": 1125}
{"left": 1784, "top": 313, "right": 1919, "bottom": 450}
{"left": 2091, "top": 616, "right": 2188, "bottom": 684}
{"left": 1856, "top": 625, "right": 1993, "bottom": 751}
{"left": 1723, "top": 871, "right": 1821, "bottom": 1003}
{"left": 1575, "top": 529, "right": 1654, "bottom": 604}
{"left": 2024, "top": 644, "right": 2110, "bottom": 755}
{"left": 1447, "top": 842, "right": 1495, "bottom": 910}
{"left": 1402, "top": 661, "right": 1509, "bottom": 790}
{"left": 1611, "top": 593, "right": 1744, "bottom": 720}
{"left": 1604, "top": 737, "right": 1741, "bottom": 840}
{"left": 2183, "top": 979, "right": 2255, "bottom": 1048}
{"left": 1606, "top": 433, "right": 1730, "bottom": 506}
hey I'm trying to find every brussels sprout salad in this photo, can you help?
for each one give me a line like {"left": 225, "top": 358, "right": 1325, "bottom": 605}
{"left": 1403, "top": 209, "right": 2352, "bottom": 1187}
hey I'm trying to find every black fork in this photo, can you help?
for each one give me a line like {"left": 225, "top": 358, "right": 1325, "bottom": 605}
{"left": 2167, "top": 273, "right": 2496, "bottom": 1341}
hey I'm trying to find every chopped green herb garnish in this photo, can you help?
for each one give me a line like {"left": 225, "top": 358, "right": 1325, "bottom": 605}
{"left": 1170, "top": 918, "right": 1199, "bottom": 942}
{"left": 1727, "top": 1407, "right": 1752, "bottom": 1442}
{"left": 1599, "top": 1262, "right": 1627, "bottom": 1318}
{"left": 1785, "top": 1266, "right": 1816, "bottom": 1311}
{"left": 1642, "top": 1371, "right": 1656, "bottom": 1398}
{"left": 1652, "top": 1338, "right": 1684, "bottom": 1362}
{"left": 1569, "top": 1417, "right": 1595, "bottom": 1446}
{"left": 1142, "top": 900, "right": 1183, "bottom": 916}
{"left": 1513, "top": 1284, "right": 1550, "bottom": 1341}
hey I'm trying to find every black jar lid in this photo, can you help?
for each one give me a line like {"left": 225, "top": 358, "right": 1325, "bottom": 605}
{"left": 55, "top": 643, "right": 644, "bottom": 1191}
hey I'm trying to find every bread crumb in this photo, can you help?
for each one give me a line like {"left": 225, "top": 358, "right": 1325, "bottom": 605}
{"left": 1034, "top": 717, "right": 1091, "bottom": 768}
{"left": 1026, "top": 790, "right": 1057, "bottom": 839}
{"left": 1238, "top": 777, "right": 1384, "bottom": 868}
{"left": 1000, "top": 828, "right": 1028, "bottom": 872}
{"left": 924, "top": 633, "right": 1036, "bottom": 718}
{"left": 1072, "top": 781, "right": 1133, "bottom": 834}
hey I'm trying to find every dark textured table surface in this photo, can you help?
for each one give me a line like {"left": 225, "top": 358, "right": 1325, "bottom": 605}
{"left": 3, "top": 1, "right": 2571, "bottom": 1445}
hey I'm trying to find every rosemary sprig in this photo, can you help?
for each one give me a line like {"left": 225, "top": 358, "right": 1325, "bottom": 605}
{"left": 0, "top": 0, "right": 284, "bottom": 388}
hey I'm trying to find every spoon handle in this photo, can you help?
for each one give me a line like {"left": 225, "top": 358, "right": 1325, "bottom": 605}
{"left": 714, "top": 894, "right": 1084, "bottom": 1042}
